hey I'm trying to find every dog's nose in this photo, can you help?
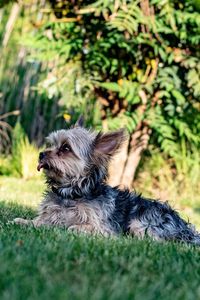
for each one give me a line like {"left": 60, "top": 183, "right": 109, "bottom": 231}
{"left": 39, "top": 152, "right": 46, "bottom": 160}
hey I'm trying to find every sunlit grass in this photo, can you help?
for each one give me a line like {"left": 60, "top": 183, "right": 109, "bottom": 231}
{"left": 0, "top": 176, "right": 44, "bottom": 208}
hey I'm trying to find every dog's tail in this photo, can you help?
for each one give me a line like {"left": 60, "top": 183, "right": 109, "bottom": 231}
{"left": 160, "top": 203, "right": 200, "bottom": 246}
{"left": 144, "top": 200, "right": 200, "bottom": 246}
{"left": 179, "top": 225, "right": 200, "bottom": 246}
{"left": 168, "top": 218, "right": 200, "bottom": 246}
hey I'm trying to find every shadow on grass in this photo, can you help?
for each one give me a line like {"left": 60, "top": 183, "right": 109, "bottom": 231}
{"left": 0, "top": 201, "right": 36, "bottom": 224}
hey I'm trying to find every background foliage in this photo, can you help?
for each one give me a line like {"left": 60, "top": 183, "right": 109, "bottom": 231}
{"left": 0, "top": 0, "right": 199, "bottom": 194}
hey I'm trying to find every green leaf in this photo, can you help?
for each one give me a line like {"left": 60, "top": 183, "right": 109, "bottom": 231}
{"left": 98, "top": 82, "right": 121, "bottom": 92}
{"left": 171, "top": 90, "right": 186, "bottom": 105}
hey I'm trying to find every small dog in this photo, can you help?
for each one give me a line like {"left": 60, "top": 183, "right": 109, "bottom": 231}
{"left": 14, "top": 117, "right": 200, "bottom": 245}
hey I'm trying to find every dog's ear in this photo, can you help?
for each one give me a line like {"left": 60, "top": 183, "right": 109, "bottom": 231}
{"left": 74, "top": 115, "right": 84, "bottom": 128}
{"left": 94, "top": 129, "right": 127, "bottom": 156}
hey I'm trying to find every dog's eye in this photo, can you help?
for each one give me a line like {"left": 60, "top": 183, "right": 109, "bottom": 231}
{"left": 61, "top": 144, "right": 71, "bottom": 152}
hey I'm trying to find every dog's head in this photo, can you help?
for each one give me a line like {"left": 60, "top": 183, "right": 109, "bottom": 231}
{"left": 37, "top": 117, "right": 126, "bottom": 188}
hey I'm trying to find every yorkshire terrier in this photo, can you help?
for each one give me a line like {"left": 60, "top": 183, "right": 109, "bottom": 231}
{"left": 13, "top": 117, "right": 200, "bottom": 245}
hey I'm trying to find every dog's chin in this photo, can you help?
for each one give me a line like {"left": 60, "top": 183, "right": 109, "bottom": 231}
{"left": 37, "top": 160, "right": 80, "bottom": 185}
{"left": 39, "top": 165, "right": 66, "bottom": 184}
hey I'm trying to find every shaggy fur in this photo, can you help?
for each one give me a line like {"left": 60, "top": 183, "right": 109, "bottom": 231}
{"left": 13, "top": 118, "right": 200, "bottom": 245}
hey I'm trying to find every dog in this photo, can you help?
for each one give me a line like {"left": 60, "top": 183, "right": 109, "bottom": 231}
{"left": 13, "top": 117, "right": 200, "bottom": 245}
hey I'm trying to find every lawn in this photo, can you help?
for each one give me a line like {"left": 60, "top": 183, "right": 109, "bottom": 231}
{"left": 0, "top": 177, "right": 200, "bottom": 300}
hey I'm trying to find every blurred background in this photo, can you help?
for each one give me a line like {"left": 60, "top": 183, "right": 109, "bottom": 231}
{"left": 0, "top": 0, "right": 199, "bottom": 224}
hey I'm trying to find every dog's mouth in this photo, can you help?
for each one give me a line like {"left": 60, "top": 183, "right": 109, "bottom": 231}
{"left": 37, "top": 161, "right": 50, "bottom": 172}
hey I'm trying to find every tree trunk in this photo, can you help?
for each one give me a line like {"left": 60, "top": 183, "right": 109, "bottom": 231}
{"left": 121, "top": 147, "right": 143, "bottom": 188}
{"left": 108, "top": 137, "right": 129, "bottom": 186}
{"left": 121, "top": 127, "right": 150, "bottom": 188}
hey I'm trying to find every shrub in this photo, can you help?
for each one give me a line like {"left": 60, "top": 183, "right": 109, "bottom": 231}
{"left": 25, "top": 0, "right": 200, "bottom": 186}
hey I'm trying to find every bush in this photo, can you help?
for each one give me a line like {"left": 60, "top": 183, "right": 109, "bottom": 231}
{"left": 25, "top": 0, "right": 200, "bottom": 185}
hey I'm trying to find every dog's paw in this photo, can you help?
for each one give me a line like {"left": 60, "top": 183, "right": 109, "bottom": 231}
{"left": 12, "top": 218, "right": 30, "bottom": 225}
{"left": 6, "top": 220, "right": 15, "bottom": 225}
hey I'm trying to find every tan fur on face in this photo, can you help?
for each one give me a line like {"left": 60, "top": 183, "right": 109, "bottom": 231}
{"left": 38, "top": 127, "right": 127, "bottom": 189}
{"left": 42, "top": 128, "right": 96, "bottom": 181}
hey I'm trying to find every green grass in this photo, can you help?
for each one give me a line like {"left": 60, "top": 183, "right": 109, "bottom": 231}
{"left": 1, "top": 177, "right": 200, "bottom": 300}
{"left": 0, "top": 176, "right": 44, "bottom": 207}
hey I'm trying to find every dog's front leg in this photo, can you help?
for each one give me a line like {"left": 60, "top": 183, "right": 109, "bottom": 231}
{"left": 68, "top": 224, "right": 95, "bottom": 234}
{"left": 13, "top": 216, "right": 44, "bottom": 227}
{"left": 13, "top": 218, "right": 34, "bottom": 226}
